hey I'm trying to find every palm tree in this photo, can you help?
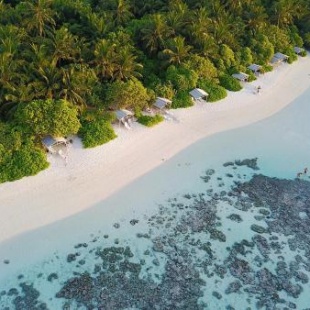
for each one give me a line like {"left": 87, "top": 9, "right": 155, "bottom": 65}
{"left": 209, "top": 4, "right": 242, "bottom": 48}
{"left": 186, "top": 7, "right": 211, "bottom": 47}
{"left": 243, "top": 3, "right": 268, "bottom": 36}
{"left": 20, "top": 0, "right": 56, "bottom": 37}
{"left": 86, "top": 12, "right": 107, "bottom": 39}
{"left": 166, "top": 0, "right": 189, "bottom": 35}
{"left": 51, "top": 26, "right": 80, "bottom": 67}
{"left": 272, "top": 0, "right": 304, "bottom": 29}
{"left": 141, "top": 14, "right": 173, "bottom": 54}
{"left": 94, "top": 39, "right": 118, "bottom": 80}
{"left": 163, "top": 36, "right": 192, "bottom": 65}
{"left": 60, "top": 64, "right": 98, "bottom": 109}
{"left": 113, "top": 0, "right": 133, "bottom": 27}
{"left": 113, "top": 47, "right": 143, "bottom": 81}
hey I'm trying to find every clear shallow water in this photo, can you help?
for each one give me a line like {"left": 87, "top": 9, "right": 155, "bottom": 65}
{"left": 0, "top": 87, "right": 310, "bottom": 310}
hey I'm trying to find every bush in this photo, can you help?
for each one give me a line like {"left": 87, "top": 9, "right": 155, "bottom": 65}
{"left": 197, "top": 79, "right": 227, "bottom": 102}
{"left": 14, "top": 99, "right": 80, "bottom": 137}
{"left": 285, "top": 50, "right": 298, "bottom": 64}
{"left": 79, "top": 118, "right": 117, "bottom": 148}
{"left": 0, "top": 144, "right": 49, "bottom": 183}
{"left": 261, "top": 64, "right": 273, "bottom": 73}
{"left": 171, "top": 91, "right": 194, "bottom": 108}
{"left": 137, "top": 114, "right": 164, "bottom": 127}
{"left": 300, "top": 50, "right": 307, "bottom": 57}
{"left": 245, "top": 70, "right": 257, "bottom": 82}
{"left": 166, "top": 65, "right": 198, "bottom": 91}
{"left": 0, "top": 123, "right": 49, "bottom": 183}
{"left": 219, "top": 74, "right": 242, "bottom": 92}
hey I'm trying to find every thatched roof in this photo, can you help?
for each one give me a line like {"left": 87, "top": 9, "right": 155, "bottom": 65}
{"left": 153, "top": 97, "right": 172, "bottom": 109}
{"left": 189, "top": 88, "right": 208, "bottom": 99}
{"left": 232, "top": 72, "right": 249, "bottom": 82}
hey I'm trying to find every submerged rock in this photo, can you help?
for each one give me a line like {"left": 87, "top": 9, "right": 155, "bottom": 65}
{"left": 251, "top": 224, "right": 267, "bottom": 234}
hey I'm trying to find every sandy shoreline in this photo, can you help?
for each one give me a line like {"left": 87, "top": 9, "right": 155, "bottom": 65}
{"left": 1, "top": 54, "right": 310, "bottom": 244}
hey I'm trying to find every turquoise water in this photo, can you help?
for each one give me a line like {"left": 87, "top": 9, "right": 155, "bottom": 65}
{"left": 0, "top": 87, "right": 310, "bottom": 309}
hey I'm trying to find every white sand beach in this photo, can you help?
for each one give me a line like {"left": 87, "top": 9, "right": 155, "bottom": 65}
{"left": 1, "top": 54, "right": 310, "bottom": 244}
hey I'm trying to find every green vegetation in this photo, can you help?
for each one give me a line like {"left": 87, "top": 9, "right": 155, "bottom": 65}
{"left": 0, "top": 123, "right": 49, "bottom": 183}
{"left": 14, "top": 99, "right": 81, "bottom": 137}
{"left": 171, "top": 91, "right": 193, "bottom": 109}
{"left": 0, "top": 0, "right": 309, "bottom": 182}
{"left": 137, "top": 114, "right": 164, "bottom": 127}
{"left": 198, "top": 80, "right": 227, "bottom": 102}
{"left": 219, "top": 75, "right": 242, "bottom": 92}
{"left": 79, "top": 118, "right": 117, "bottom": 148}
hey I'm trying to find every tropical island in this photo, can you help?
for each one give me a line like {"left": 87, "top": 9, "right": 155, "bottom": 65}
{"left": 0, "top": 0, "right": 310, "bottom": 183}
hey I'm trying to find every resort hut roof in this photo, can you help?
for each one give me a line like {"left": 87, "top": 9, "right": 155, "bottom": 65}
{"left": 294, "top": 46, "right": 304, "bottom": 55}
{"left": 232, "top": 72, "right": 249, "bottom": 82}
{"left": 153, "top": 97, "right": 172, "bottom": 110}
{"left": 270, "top": 52, "right": 289, "bottom": 66}
{"left": 270, "top": 55, "right": 282, "bottom": 65}
{"left": 189, "top": 88, "right": 208, "bottom": 100}
{"left": 114, "top": 109, "right": 133, "bottom": 121}
{"left": 247, "top": 64, "right": 262, "bottom": 73}
{"left": 42, "top": 136, "right": 68, "bottom": 153}
{"left": 274, "top": 52, "right": 289, "bottom": 61}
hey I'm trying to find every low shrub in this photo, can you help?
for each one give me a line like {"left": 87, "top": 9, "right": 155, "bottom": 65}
{"left": 137, "top": 114, "right": 164, "bottom": 127}
{"left": 171, "top": 91, "right": 194, "bottom": 108}
{"left": 245, "top": 70, "right": 257, "bottom": 82}
{"left": 219, "top": 74, "right": 242, "bottom": 91}
{"left": 300, "top": 50, "right": 307, "bottom": 57}
{"left": 0, "top": 144, "right": 49, "bottom": 183}
{"left": 0, "top": 123, "right": 49, "bottom": 183}
{"left": 79, "top": 118, "right": 117, "bottom": 148}
{"left": 197, "top": 79, "right": 227, "bottom": 102}
{"left": 261, "top": 64, "right": 273, "bottom": 73}
{"left": 286, "top": 51, "right": 298, "bottom": 63}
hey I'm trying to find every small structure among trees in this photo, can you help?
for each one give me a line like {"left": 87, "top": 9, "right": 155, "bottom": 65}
{"left": 115, "top": 109, "right": 134, "bottom": 129}
{"left": 42, "top": 136, "right": 68, "bottom": 157}
{"left": 189, "top": 88, "right": 209, "bottom": 102}
{"left": 270, "top": 52, "right": 289, "bottom": 66}
{"left": 247, "top": 64, "right": 262, "bottom": 75}
{"left": 153, "top": 97, "right": 172, "bottom": 111}
{"left": 232, "top": 72, "right": 249, "bottom": 82}
{"left": 294, "top": 46, "right": 305, "bottom": 55}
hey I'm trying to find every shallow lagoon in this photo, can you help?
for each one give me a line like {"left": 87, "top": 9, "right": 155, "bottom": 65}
{"left": 0, "top": 87, "right": 310, "bottom": 309}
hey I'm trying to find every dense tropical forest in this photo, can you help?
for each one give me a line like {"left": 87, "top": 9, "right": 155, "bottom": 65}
{"left": 0, "top": 0, "right": 309, "bottom": 183}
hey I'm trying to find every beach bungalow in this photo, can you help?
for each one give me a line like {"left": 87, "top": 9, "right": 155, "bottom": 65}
{"left": 115, "top": 109, "right": 134, "bottom": 129}
{"left": 153, "top": 97, "right": 172, "bottom": 111}
{"left": 189, "top": 88, "right": 208, "bottom": 102}
{"left": 247, "top": 64, "right": 262, "bottom": 75}
{"left": 270, "top": 52, "right": 289, "bottom": 66}
{"left": 42, "top": 136, "right": 68, "bottom": 154}
{"left": 232, "top": 72, "right": 249, "bottom": 82}
{"left": 294, "top": 46, "right": 305, "bottom": 55}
